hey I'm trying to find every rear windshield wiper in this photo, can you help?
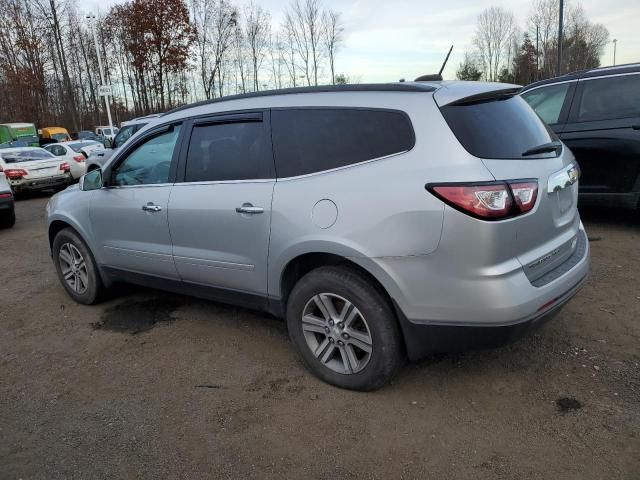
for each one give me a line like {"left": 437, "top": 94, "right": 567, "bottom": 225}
{"left": 521, "top": 141, "right": 562, "bottom": 157}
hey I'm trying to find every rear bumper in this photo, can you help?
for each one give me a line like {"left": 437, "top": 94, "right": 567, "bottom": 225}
{"left": 393, "top": 273, "right": 586, "bottom": 360}
{"left": 354, "top": 223, "right": 589, "bottom": 359}
{"left": 10, "top": 174, "right": 72, "bottom": 192}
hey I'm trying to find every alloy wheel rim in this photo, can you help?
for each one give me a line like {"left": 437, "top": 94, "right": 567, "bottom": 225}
{"left": 59, "top": 243, "right": 89, "bottom": 295}
{"left": 301, "top": 293, "right": 373, "bottom": 374}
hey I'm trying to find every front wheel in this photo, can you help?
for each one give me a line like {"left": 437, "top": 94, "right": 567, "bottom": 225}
{"left": 286, "top": 266, "right": 405, "bottom": 391}
{"left": 52, "top": 228, "right": 104, "bottom": 304}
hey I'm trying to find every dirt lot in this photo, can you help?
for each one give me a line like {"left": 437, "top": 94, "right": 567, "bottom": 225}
{"left": 1, "top": 195, "right": 639, "bottom": 479}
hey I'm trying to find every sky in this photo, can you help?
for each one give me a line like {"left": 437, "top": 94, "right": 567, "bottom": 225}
{"left": 81, "top": 0, "right": 639, "bottom": 82}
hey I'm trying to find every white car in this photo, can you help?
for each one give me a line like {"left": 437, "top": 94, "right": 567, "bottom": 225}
{"left": 44, "top": 140, "right": 103, "bottom": 179}
{"left": 0, "top": 147, "right": 73, "bottom": 194}
{"left": 0, "top": 171, "right": 15, "bottom": 228}
{"left": 95, "top": 126, "right": 117, "bottom": 143}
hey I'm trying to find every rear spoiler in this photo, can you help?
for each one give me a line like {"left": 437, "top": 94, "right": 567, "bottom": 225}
{"left": 446, "top": 87, "right": 521, "bottom": 106}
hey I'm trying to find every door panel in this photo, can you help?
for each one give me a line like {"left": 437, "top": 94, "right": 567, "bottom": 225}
{"left": 90, "top": 186, "right": 178, "bottom": 278}
{"left": 90, "top": 123, "right": 183, "bottom": 278}
{"left": 169, "top": 112, "right": 275, "bottom": 295}
{"left": 562, "top": 75, "right": 640, "bottom": 194}
{"left": 168, "top": 181, "right": 274, "bottom": 293}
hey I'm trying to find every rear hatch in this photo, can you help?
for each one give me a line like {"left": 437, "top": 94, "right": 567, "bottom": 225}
{"left": 1, "top": 151, "right": 63, "bottom": 179}
{"left": 435, "top": 87, "right": 582, "bottom": 284}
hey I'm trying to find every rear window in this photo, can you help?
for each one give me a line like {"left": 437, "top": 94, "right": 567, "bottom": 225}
{"left": 185, "top": 121, "right": 272, "bottom": 182}
{"left": 0, "top": 149, "right": 54, "bottom": 163}
{"left": 70, "top": 141, "right": 100, "bottom": 152}
{"left": 440, "top": 95, "right": 557, "bottom": 159}
{"left": 577, "top": 74, "right": 640, "bottom": 122}
{"left": 271, "top": 108, "right": 414, "bottom": 177}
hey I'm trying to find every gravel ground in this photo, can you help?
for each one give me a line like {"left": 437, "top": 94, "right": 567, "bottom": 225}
{"left": 1, "top": 195, "right": 639, "bottom": 479}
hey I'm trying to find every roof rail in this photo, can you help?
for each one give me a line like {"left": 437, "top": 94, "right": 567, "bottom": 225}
{"left": 162, "top": 83, "right": 436, "bottom": 116}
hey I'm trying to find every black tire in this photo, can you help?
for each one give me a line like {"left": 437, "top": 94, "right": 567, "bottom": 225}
{"left": 286, "top": 266, "right": 405, "bottom": 391}
{"left": 0, "top": 206, "right": 15, "bottom": 228}
{"left": 52, "top": 227, "right": 104, "bottom": 304}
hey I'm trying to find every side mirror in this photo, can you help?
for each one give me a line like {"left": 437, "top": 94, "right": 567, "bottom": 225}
{"left": 103, "top": 138, "right": 113, "bottom": 149}
{"left": 80, "top": 169, "right": 103, "bottom": 191}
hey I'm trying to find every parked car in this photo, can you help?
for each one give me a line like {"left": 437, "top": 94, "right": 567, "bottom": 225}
{"left": 0, "top": 123, "right": 39, "bottom": 147}
{"left": 521, "top": 63, "right": 640, "bottom": 209}
{"left": 44, "top": 140, "right": 103, "bottom": 179}
{"left": 0, "top": 170, "right": 15, "bottom": 228}
{"left": 86, "top": 114, "right": 161, "bottom": 171}
{"left": 95, "top": 126, "right": 117, "bottom": 144}
{"left": 40, "top": 127, "right": 72, "bottom": 143}
{"left": 0, "top": 147, "right": 72, "bottom": 194}
{"left": 72, "top": 130, "right": 100, "bottom": 142}
{"left": 46, "top": 81, "right": 589, "bottom": 390}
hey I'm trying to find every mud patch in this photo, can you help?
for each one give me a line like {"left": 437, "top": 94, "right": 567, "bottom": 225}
{"left": 556, "top": 397, "right": 582, "bottom": 413}
{"left": 92, "top": 296, "right": 185, "bottom": 334}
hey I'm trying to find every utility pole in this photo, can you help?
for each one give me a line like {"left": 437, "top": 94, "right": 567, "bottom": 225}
{"left": 536, "top": 25, "right": 539, "bottom": 79}
{"left": 613, "top": 39, "right": 617, "bottom": 65}
{"left": 85, "top": 13, "right": 114, "bottom": 138}
{"left": 557, "top": 0, "right": 564, "bottom": 75}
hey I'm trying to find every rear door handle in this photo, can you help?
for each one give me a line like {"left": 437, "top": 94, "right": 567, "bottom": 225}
{"left": 142, "top": 202, "right": 162, "bottom": 212}
{"left": 632, "top": 125, "right": 640, "bottom": 130}
{"left": 236, "top": 203, "right": 264, "bottom": 214}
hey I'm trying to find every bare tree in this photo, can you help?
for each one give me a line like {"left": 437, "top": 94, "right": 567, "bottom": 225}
{"left": 322, "top": 9, "right": 343, "bottom": 84}
{"left": 244, "top": 3, "right": 270, "bottom": 91}
{"left": 473, "top": 6, "right": 517, "bottom": 81}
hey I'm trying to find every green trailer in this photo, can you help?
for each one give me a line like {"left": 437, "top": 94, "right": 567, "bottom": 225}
{"left": 0, "top": 123, "right": 39, "bottom": 148}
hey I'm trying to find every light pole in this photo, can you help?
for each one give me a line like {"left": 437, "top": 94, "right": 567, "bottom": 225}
{"left": 613, "top": 39, "right": 617, "bottom": 65}
{"left": 85, "top": 13, "right": 114, "bottom": 138}
{"left": 557, "top": 0, "right": 564, "bottom": 75}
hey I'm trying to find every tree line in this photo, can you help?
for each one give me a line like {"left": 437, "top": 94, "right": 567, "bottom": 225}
{"left": 0, "top": 0, "right": 344, "bottom": 131}
{"left": 457, "top": 0, "right": 610, "bottom": 84}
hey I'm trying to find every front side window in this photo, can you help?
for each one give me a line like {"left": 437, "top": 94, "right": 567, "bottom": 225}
{"left": 521, "top": 83, "right": 570, "bottom": 125}
{"left": 112, "top": 125, "right": 181, "bottom": 186}
{"left": 184, "top": 121, "right": 272, "bottom": 182}
{"left": 577, "top": 74, "right": 640, "bottom": 122}
{"left": 46, "top": 145, "right": 66, "bottom": 156}
{"left": 271, "top": 108, "right": 415, "bottom": 177}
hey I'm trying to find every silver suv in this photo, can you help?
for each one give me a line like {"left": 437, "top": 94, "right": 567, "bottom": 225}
{"left": 46, "top": 82, "right": 589, "bottom": 390}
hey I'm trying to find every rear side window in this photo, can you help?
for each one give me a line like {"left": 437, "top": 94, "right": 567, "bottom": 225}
{"left": 577, "top": 74, "right": 640, "bottom": 122}
{"left": 440, "top": 95, "right": 556, "bottom": 159}
{"left": 185, "top": 121, "right": 272, "bottom": 182}
{"left": 521, "top": 83, "right": 570, "bottom": 124}
{"left": 271, "top": 108, "right": 414, "bottom": 177}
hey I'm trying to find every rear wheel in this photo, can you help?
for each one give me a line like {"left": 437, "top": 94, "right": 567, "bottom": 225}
{"left": 0, "top": 206, "right": 15, "bottom": 228}
{"left": 53, "top": 228, "right": 104, "bottom": 304}
{"left": 286, "top": 266, "right": 405, "bottom": 391}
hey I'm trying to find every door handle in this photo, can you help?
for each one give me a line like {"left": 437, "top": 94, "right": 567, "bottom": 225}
{"left": 142, "top": 202, "right": 162, "bottom": 212}
{"left": 236, "top": 203, "right": 264, "bottom": 214}
{"left": 632, "top": 125, "right": 640, "bottom": 130}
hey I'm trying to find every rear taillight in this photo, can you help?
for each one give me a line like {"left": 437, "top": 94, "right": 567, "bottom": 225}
{"left": 60, "top": 162, "right": 70, "bottom": 173}
{"left": 509, "top": 181, "right": 538, "bottom": 213}
{"left": 72, "top": 155, "right": 85, "bottom": 163}
{"left": 4, "top": 168, "right": 28, "bottom": 180}
{"left": 0, "top": 193, "right": 11, "bottom": 198}
{"left": 427, "top": 180, "right": 538, "bottom": 220}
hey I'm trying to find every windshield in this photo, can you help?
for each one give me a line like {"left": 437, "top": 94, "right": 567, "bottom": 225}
{"left": 51, "top": 133, "right": 69, "bottom": 141}
{"left": 0, "top": 149, "right": 54, "bottom": 163}
{"left": 114, "top": 124, "right": 145, "bottom": 148}
{"left": 70, "top": 141, "right": 100, "bottom": 152}
{"left": 440, "top": 95, "right": 558, "bottom": 159}
{"left": 101, "top": 129, "right": 113, "bottom": 136}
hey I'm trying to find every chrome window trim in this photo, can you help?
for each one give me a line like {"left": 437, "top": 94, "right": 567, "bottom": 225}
{"left": 173, "top": 178, "right": 275, "bottom": 186}
{"left": 275, "top": 150, "right": 410, "bottom": 182}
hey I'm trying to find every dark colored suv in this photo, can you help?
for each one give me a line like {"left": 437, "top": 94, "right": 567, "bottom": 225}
{"left": 521, "top": 63, "right": 640, "bottom": 209}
